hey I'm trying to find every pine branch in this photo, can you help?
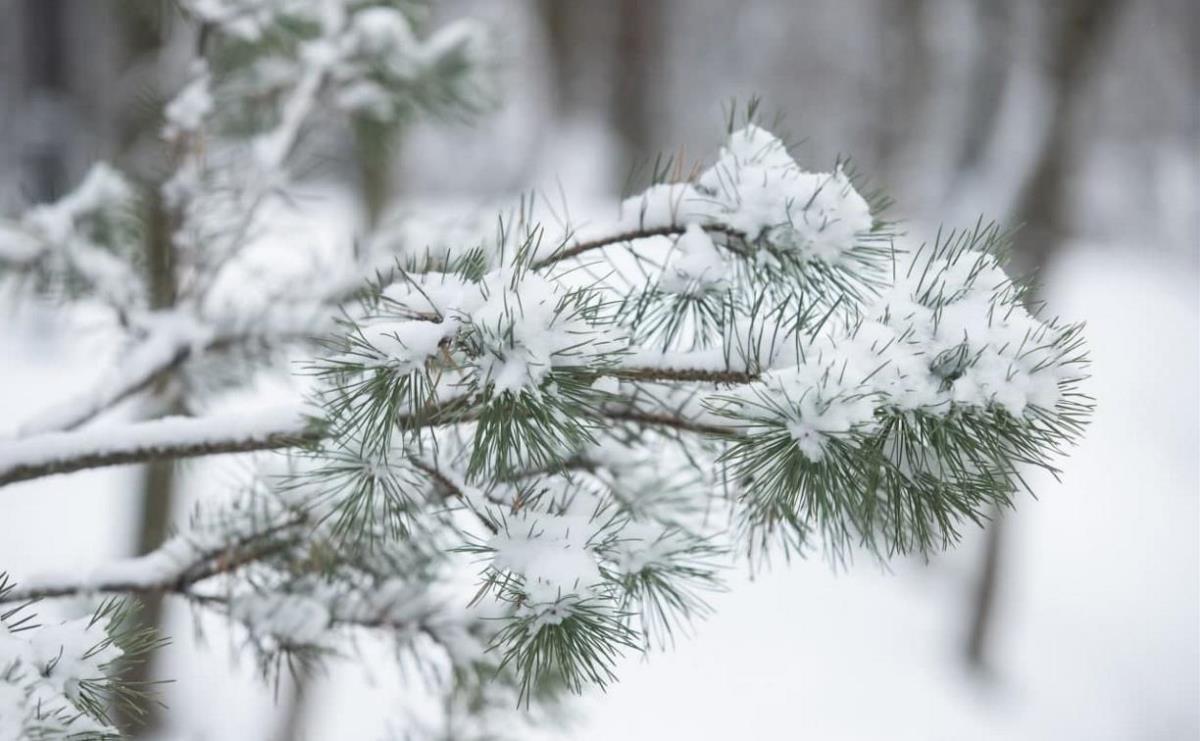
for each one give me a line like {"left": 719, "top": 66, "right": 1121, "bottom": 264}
{"left": 0, "top": 405, "right": 321, "bottom": 487}
{"left": 1, "top": 382, "right": 755, "bottom": 488}
{"left": 1, "top": 68, "right": 1092, "bottom": 730}
{"left": 603, "top": 406, "right": 738, "bottom": 438}
{"left": 610, "top": 365, "right": 760, "bottom": 385}
{"left": 0, "top": 515, "right": 307, "bottom": 603}
{"left": 530, "top": 223, "right": 747, "bottom": 270}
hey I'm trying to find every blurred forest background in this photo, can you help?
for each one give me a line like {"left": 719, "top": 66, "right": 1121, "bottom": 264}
{"left": 0, "top": 1, "right": 1196, "bottom": 739}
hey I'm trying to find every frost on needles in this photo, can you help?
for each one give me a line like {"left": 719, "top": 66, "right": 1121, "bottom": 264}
{"left": 0, "top": 2, "right": 1090, "bottom": 735}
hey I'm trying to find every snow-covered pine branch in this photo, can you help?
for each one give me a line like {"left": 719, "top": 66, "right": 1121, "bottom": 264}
{"left": 0, "top": 3, "right": 1092, "bottom": 736}
{"left": 0, "top": 404, "right": 319, "bottom": 487}
{"left": 1, "top": 117, "right": 1090, "bottom": 734}
{"left": 0, "top": 578, "right": 161, "bottom": 739}
{"left": 1, "top": 458, "right": 565, "bottom": 736}
{"left": 1, "top": 3, "right": 504, "bottom": 735}
{"left": 274, "top": 119, "right": 1090, "bottom": 704}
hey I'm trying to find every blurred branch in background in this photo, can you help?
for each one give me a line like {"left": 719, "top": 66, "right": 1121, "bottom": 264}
{"left": 9, "top": 0, "right": 175, "bottom": 735}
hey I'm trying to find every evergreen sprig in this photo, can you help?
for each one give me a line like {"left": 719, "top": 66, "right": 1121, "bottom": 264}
{"left": 0, "top": 2, "right": 1093, "bottom": 730}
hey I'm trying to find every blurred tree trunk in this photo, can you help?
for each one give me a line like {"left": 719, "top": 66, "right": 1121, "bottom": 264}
{"left": 539, "top": 0, "right": 664, "bottom": 180}
{"left": 112, "top": 4, "right": 176, "bottom": 734}
{"left": 875, "top": 0, "right": 931, "bottom": 182}
{"left": 966, "top": 0, "right": 1123, "bottom": 671}
{"left": 612, "top": 0, "right": 665, "bottom": 173}
{"left": 540, "top": 0, "right": 607, "bottom": 117}
{"left": 20, "top": 0, "right": 69, "bottom": 200}
{"left": 954, "top": 1, "right": 1012, "bottom": 179}
{"left": 119, "top": 189, "right": 178, "bottom": 736}
{"left": 354, "top": 117, "right": 399, "bottom": 230}
{"left": 1008, "top": 0, "right": 1123, "bottom": 274}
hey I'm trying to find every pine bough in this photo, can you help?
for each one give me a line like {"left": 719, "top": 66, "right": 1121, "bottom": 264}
{"left": 0, "top": 2, "right": 1089, "bottom": 738}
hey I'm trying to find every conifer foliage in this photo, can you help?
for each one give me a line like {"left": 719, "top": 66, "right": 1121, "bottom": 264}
{"left": 0, "top": 2, "right": 1089, "bottom": 738}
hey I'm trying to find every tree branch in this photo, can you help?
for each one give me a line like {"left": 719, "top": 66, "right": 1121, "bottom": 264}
{"left": 0, "top": 405, "right": 320, "bottom": 487}
{"left": 1, "top": 515, "right": 307, "bottom": 603}
{"left": 410, "top": 457, "right": 499, "bottom": 533}
{"left": 530, "top": 223, "right": 747, "bottom": 270}
{"left": 610, "top": 365, "right": 760, "bottom": 385}
{"left": 18, "top": 323, "right": 197, "bottom": 436}
{"left": 1, "top": 375, "right": 750, "bottom": 488}
{"left": 17, "top": 316, "right": 329, "bottom": 436}
{"left": 602, "top": 406, "right": 738, "bottom": 438}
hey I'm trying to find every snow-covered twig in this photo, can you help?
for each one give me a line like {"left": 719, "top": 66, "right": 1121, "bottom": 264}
{"left": 0, "top": 515, "right": 306, "bottom": 603}
{"left": 16, "top": 312, "right": 334, "bottom": 435}
{"left": 0, "top": 405, "right": 319, "bottom": 487}
{"left": 17, "top": 317, "right": 206, "bottom": 435}
{"left": 530, "top": 224, "right": 748, "bottom": 271}
{"left": 1, "top": 388, "right": 746, "bottom": 488}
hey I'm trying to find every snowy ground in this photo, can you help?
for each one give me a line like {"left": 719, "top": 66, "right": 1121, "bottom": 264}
{"left": 1, "top": 238, "right": 1195, "bottom": 739}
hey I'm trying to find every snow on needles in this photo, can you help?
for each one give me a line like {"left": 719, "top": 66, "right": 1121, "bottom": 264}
{"left": 373, "top": 267, "right": 623, "bottom": 397}
{"left": 487, "top": 510, "right": 605, "bottom": 616}
{"left": 472, "top": 270, "right": 618, "bottom": 395}
{"left": 0, "top": 614, "right": 122, "bottom": 739}
{"left": 697, "top": 125, "right": 874, "bottom": 265}
{"left": 544, "top": 125, "right": 875, "bottom": 274}
{"left": 660, "top": 223, "right": 729, "bottom": 295}
{"left": 718, "top": 238, "right": 1081, "bottom": 461}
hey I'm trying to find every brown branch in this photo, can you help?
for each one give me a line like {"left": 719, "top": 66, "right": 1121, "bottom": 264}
{"left": 1, "top": 516, "right": 308, "bottom": 603}
{"left": 0, "top": 412, "right": 324, "bottom": 487}
{"left": 602, "top": 407, "right": 737, "bottom": 438}
{"left": 530, "top": 223, "right": 748, "bottom": 270}
{"left": 2, "top": 373, "right": 746, "bottom": 489}
{"left": 611, "top": 366, "right": 760, "bottom": 385}
{"left": 0, "top": 430, "right": 321, "bottom": 487}
{"left": 18, "top": 326, "right": 325, "bottom": 436}
{"left": 410, "top": 457, "right": 499, "bottom": 533}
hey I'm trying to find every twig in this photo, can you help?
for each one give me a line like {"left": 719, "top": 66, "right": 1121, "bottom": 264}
{"left": 1, "top": 515, "right": 307, "bottom": 603}
{"left": 529, "top": 223, "right": 747, "bottom": 270}
{"left": 1, "top": 388, "right": 744, "bottom": 488}
{"left": 0, "top": 406, "right": 320, "bottom": 487}
{"left": 611, "top": 366, "right": 760, "bottom": 385}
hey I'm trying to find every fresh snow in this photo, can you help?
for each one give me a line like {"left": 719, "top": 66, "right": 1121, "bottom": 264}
{"left": 535, "top": 125, "right": 874, "bottom": 270}
{"left": 0, "top": 612, "right": 122, "bottom": 738}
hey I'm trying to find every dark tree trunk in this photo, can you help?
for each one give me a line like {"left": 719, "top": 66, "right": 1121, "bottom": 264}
{"left": 612, "top": 0, "right": 665, "bottom": 172}
{"left": 966, "top": 0, "right": 1123, "bottom": 672}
